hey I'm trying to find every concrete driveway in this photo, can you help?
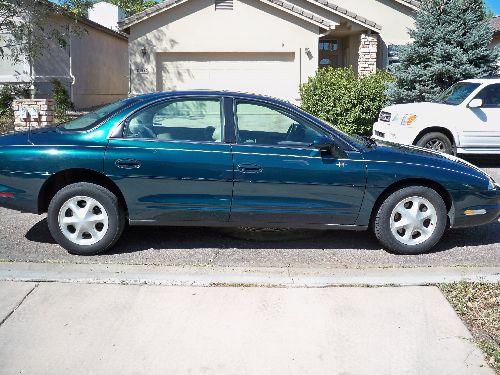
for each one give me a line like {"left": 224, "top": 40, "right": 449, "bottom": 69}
{"left": 0, "top": 160, "right": 498, "bottom": 269}
{"left": 0, "top": 281, "right": 494, "bottom": 375}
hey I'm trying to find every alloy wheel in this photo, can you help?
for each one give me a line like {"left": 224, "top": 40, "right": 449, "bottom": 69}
{"left": 424, "top": 139, "right": 446, "bottom": 152}
{"left": 389, "top": 196, "right": 438, "bottom": 246}
{"left": 58, "top": 196, "right": 109, "bottom": 246}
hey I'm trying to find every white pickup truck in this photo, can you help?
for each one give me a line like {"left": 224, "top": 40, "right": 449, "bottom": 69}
{"left": 372, "top": 78, "right": 500, "bottom": 155}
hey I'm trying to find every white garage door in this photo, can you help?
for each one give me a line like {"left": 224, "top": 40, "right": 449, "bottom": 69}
{"left": 157, "top": 52, "right": 298, "bottom": 101}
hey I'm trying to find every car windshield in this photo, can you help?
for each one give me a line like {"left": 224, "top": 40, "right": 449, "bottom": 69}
{"left": 58, "top": 98, "right": 142, "bottom": 131}
{"left": 434, "top": 82, "right": 481, "bottom": 105}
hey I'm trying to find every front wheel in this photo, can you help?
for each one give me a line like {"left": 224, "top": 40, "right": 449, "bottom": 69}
{"left": 373, "top": 186, "right": 447, "bottom": 255}
{"left": 47, "top": 182, "right": 125, "bottom": 255}
{"left": 416, "top": 132, "right": 454, "bottom": 154}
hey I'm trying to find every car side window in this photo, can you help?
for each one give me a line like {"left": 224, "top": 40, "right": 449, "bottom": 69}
{"left": 235, "top": 102, "right": 326, "bottom": 147}
{"left": 124, "top": 99, "right": 223, "bottom": 142}
{"left": 474, "top": 84, "right": 500, "bottom": 108}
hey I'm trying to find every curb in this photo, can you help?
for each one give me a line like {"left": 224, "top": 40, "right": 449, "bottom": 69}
{"left": 0, "top": 262, "right": 498, "bottom": 287}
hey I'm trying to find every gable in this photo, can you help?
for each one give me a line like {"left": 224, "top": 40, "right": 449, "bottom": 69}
{"left": 119, "top": 0, "right": 416, "bottom": 33}
{"left": 120, "top": 0, "right": 334, "bottom": 31}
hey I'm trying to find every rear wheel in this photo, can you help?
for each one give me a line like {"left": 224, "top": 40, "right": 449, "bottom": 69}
{"left": 374, "top": 186, "right": 447, "bottom": 254}
{"left": 47, "top": 182, "right": 125, "bottom": 255}
{"left": 416, "top": 132, "right": 454, "bottom": 154}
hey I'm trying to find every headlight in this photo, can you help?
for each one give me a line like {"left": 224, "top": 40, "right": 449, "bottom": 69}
{"left": 401, "top": 114, "right": 417, "bottom": 126}
{"left": 488, "top": 176, "right": 498, "bottom": 190}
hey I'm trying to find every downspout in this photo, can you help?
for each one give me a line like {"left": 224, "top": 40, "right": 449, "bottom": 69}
{"left": 68, "top": 26, "right": 75, "bottom": 104}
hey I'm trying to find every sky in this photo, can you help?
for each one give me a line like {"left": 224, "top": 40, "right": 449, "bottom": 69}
{"left": 485, "top": 0, "right": 500, "bottom": 15}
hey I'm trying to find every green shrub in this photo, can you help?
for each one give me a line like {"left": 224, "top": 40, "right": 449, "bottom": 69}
{"left": 300, "top": 67, "right": 394, "bottom": 135}
{"left": 0, "top": 84, "right": 30, "bottom": 116}
{"left": 52, "top": 79, "right": 73, "bottom": 118}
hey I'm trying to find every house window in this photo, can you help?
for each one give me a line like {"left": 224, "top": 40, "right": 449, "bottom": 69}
{"left": 319, "top": 40, "right": 338, "bottom": 52}
{"left": 318, "top": 40, "right": 340, "bottom": 69}
{"left": 215, "top": 0, "right": 234, "bottom": 10}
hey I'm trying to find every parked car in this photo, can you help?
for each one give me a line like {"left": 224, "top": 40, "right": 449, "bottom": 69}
{"left": 0, "top": 91, "right": 499, "bottom": 255}
{"left": 372, "top": 78, "right": 500, "bottom": 155}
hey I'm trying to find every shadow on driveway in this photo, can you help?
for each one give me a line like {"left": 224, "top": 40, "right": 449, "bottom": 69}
{"left": 25, "top": 217, "right": 499, "bottom": 256}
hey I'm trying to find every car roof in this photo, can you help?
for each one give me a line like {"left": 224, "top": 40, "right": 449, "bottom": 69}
{"left": 129, "top": 90, "right": 293, "bottom": 106}
{"left": 461, "top": 77, "right": 500, "bottom": 84}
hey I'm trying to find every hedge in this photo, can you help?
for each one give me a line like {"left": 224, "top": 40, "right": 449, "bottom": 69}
{"left": 300, "top": 67, "right": 393, "bottom": 135}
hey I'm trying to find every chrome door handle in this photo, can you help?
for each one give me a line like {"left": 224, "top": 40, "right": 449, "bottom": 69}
{"left": 237, "top": 163, "right": 263, "bottom": 173}
{"left": 115, "top": 159, "right": 141, "bottom": 169}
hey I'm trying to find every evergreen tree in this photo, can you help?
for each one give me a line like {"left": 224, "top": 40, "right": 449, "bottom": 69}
{"left": 390, "top": 0, "right": 499, "bottom": 104}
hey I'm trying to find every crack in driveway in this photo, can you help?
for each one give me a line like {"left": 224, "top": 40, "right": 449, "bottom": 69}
{"left": 0, "top": 283, "right": 39, "bottom": 327}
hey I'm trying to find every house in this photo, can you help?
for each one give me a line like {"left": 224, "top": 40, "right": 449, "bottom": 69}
{"left": 119, "top": 0, "right": 419, "bottom": 102}
{"left": 88, "top": 1, "right": 126, "bottom": 31}
{"left": 492, "top": 16, "right": 500, "bottom": 69}
{"left": 0, "top": 2, "right": 129, "bottom": 109}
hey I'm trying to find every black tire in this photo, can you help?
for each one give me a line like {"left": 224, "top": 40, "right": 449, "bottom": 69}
{"left": 373, "top": 186, "right": 447, "bottom": 255}
{"left": 47, "top": 182, "right": 125, "bottom": 255}
{"left": 416, "top": 132, "right": 454, "bottom": 154}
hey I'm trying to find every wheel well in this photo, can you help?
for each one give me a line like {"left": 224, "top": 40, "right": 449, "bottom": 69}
{"left": 413, "top": 127, "right": 456, "bottom": 147}
{"left": 37, "top": 169, "right": 128, "bottom": 214}
{"left": 368, "top": 178, "right": 453, "bottom": 228}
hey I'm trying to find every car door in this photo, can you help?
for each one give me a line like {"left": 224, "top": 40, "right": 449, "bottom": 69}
{"left": 104, "top": 97, "right": 234, "bottom": 224}
{"left": 229, "top": 99, "right": 367, "bottom": 226}
{"left": 460, "top": 83, "right": 500, "bottom": 150}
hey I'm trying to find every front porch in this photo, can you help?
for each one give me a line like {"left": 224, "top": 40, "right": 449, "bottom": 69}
{"left": 318, "top": 24, "right": 379, "bottom": 76}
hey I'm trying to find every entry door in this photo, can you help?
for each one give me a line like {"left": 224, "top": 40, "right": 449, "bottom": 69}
{"left": 104, "top": 98, "right": 234, "bottom": 223}
{"left": 460, "top": 83, "right": 500, "bottom": 149}
{"left": 230, "top": 100, "right": 367, "bottom": 226}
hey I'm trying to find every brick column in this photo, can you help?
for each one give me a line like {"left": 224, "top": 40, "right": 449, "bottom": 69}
{"left": 358, "top": 32, "right": 378, "bottom": 76}
{"left": 12, "top": 99, "right": 55, "bottom": 131}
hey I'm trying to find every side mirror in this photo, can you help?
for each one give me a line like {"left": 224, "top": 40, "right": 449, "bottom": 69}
{"left": 468, "top": 98, "right": 483, "bottom": 109}
{"left": 310, "top": 139, "right": 346, "bottom": 158}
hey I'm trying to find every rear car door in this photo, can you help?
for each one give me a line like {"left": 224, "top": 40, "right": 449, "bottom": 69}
{"left": 460, "top": 84, "right": 500, "bottom": 150}
{"left": 104, "top": 97, "right": 234, "bottom": 224}
{"left": 229, "top": 99, "right": 367, "bottom": 226}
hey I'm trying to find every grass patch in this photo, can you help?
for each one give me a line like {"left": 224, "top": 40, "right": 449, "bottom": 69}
{"left": 439, "top": 282, "right": 499, "bottom": 373}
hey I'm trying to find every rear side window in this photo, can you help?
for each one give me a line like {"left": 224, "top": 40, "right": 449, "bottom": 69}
{"left": 235, "top": 102, "right": 326, "bottom": 147}
{"left": 124, "top": 99, "right": 223, "bottom": 142}
{"left": 474, "top": 84, "right": 500, "bottom": 107}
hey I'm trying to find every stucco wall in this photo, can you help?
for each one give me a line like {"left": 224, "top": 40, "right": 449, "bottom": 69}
{"left": 128, "top": 0, "right": 321, "bottom": 101}
{"left": 9, "top": 15, "right": 128, "bottom": 109}
{"left": 70, "top": 24, "right": 129, "bottom": 109}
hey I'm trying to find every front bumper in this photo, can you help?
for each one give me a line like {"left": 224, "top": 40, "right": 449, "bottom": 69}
{"left": 372, "top": 121, "right": 418, "bottom": 145}
{"left": 451, "top": 187, "right": 500, "bottom": 228}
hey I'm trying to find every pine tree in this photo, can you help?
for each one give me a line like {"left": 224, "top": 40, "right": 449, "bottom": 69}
{"left": 390, "top": 0, "right": 499, "bottom": 104}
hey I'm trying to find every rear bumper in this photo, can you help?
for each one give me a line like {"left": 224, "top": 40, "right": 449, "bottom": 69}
{"left": 0, "top": 171, "right": 45, "bottom": 214}
{"left": 451, "top": 188, "right": 500, "bottom": 228}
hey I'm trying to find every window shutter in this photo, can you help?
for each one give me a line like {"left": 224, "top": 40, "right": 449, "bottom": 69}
{"left": 215, "top": 0, "right": 234, "bottom": 10}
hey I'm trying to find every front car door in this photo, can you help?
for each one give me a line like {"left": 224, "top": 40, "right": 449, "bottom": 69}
{"left": 104, "top": 96, "right": 234, "bottom": 224}
{"left": 464, "top": 83, "right": 500, "bottom": 151}
{"left": 229, "top": 99, "right": 367, "bottom": 227}
{"left": 459, "top": 83, "right": 500, "bottom": 151}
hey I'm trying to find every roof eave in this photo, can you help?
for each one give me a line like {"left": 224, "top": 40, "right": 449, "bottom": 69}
{"left": 304, "top": 0, "right": 382, "bottom": 32}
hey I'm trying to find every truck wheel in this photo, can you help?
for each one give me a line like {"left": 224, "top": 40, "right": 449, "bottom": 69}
{"left": 374, "top": 186, "right": 447, "bottom": 255}
{"left": 416, "top": 132, "right": 454, "bottom": 154}
{"left": 47, "top": 182, "right": 125, "bottom": 255}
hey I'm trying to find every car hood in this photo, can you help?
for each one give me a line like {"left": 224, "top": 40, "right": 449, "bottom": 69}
{"left": 369, "top": 140, "right": 489, "bottom": 180}
{"left": 382, "top": 102, "right": 450, "bottom": 116}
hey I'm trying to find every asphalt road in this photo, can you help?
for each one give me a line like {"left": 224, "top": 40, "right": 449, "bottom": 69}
{"left": 0, "top": 159, "right": 498, "bottom": 269}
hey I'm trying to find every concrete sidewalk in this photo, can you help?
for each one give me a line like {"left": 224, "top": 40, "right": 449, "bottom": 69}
{"left": 0, "top": 281, "right": 494, "bottom": 375}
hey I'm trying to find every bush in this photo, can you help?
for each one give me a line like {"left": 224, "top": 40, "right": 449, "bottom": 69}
{"left": 300, "top": 67, "right": 394, "bottom": 135}
{"left": 52, "top": 79, "right": 73, "bottom": 118}
{"left": 0, "top": 84, "right": 30, "bottom": 115}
